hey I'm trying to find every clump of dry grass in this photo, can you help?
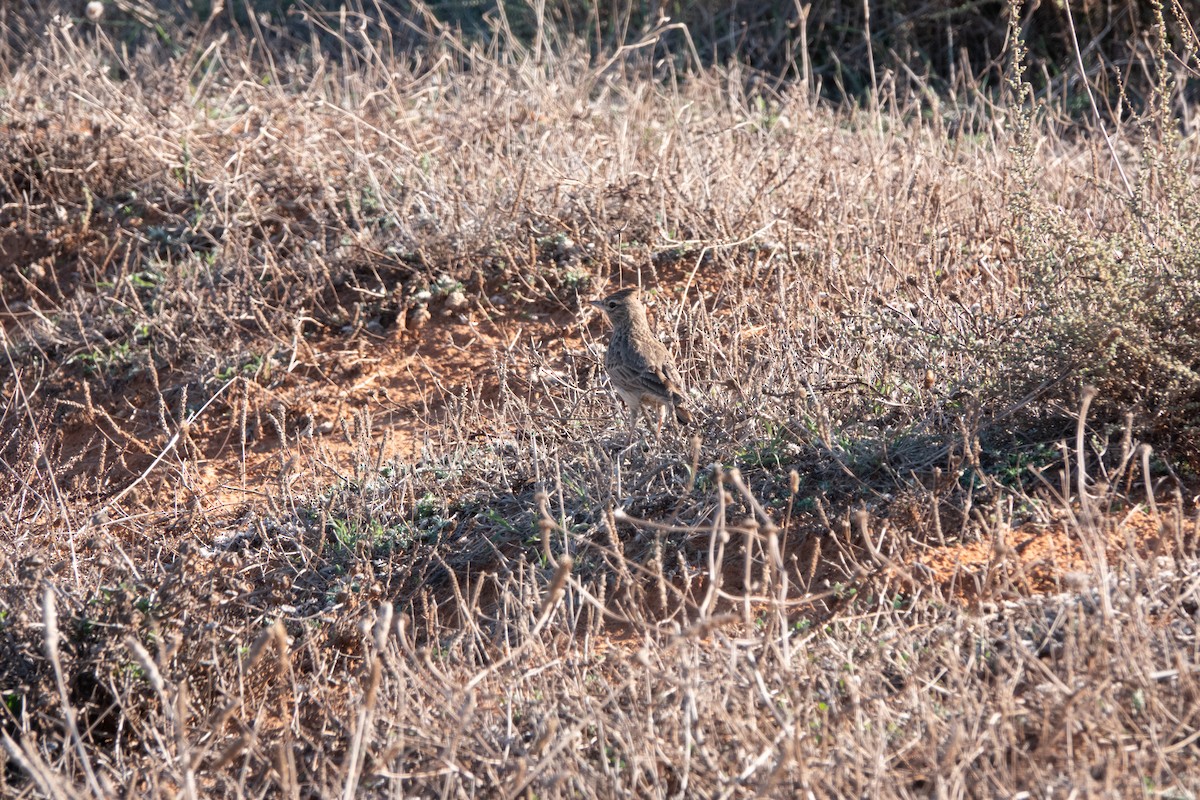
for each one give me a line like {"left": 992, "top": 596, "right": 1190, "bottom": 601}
{"left": 2, "top": 1, "right": 1200, "bottom": 798}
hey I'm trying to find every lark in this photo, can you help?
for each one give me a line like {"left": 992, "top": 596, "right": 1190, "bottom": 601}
{"left": 591, "top": 287, "right": 692, "bottom": 443}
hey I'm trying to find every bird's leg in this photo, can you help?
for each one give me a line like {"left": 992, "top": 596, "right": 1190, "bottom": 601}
{"left": 654, "top": 405, "right": 666, "bottom": 441}
{"left": 625, "top": 399, "right": 640, "bottom": 448}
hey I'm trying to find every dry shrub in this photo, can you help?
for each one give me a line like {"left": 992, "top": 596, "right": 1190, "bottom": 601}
{"left": 1004, "top": 1, "right": 1200, "bottom": 467}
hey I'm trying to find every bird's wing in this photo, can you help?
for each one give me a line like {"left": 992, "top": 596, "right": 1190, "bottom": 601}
{"left": 608, "top": 355, "right": 672, "bottom": 398}
{"left": 613, "top": 341, "right": 686, "bottom": 398}
{"left": 660, "top": 358, "right": 686, "bottom": 394}
{"left": 643, "top": 339, "right": 685, "bottom": 394}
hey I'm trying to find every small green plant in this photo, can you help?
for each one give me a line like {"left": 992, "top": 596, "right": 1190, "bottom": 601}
{"left": 216, "top": 353, "right": 267, "bottom": 382}
{"left": 68, "top": 340, "right": 134, "bottom": 374}
{"left": 993, "top": 442, "right": 1058, "bottom": 490}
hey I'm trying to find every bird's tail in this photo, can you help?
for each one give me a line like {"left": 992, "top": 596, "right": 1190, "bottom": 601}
{"left": 671, "top": 395, "right": 692, "bottom": 426}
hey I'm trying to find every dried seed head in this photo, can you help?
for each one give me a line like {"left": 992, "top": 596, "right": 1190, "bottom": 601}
{"left": 86, "top": 1, "right": 104, "bottom": 21}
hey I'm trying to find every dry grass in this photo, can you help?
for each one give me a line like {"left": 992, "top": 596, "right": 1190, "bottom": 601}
{"left": 2, "top": 2, "right": 1199, "bottom": 797}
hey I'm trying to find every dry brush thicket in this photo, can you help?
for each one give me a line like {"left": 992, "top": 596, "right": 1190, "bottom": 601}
{"left": 1, "top": 3, "right": 1200, "bottom": 798}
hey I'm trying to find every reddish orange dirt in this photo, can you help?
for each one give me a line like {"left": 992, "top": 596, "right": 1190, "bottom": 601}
{"left": 894, "top": 509, "right": 1191, "bottom": 603}
{"left": 73, "top": 300, "right": 596, "bottom": 520}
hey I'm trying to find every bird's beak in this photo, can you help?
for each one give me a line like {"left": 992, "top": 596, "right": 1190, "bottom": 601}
{"left": 589, "top": 300, "right": 603, "bottom": 308}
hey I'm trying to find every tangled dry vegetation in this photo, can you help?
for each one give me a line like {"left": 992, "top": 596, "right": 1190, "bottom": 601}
{"left": 2, "top": 2, "right": 1200, "bottom": 797}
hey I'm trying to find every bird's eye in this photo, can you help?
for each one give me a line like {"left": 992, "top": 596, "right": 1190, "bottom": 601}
{"left": 608, "top": 301, "right": 617, "bottom": 308}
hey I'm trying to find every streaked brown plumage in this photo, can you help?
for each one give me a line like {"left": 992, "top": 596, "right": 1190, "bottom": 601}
{"left": 591, "top": 287, "right": 691, "bottom": 442}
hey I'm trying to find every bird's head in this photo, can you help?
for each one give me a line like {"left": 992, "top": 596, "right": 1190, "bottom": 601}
{"left": 590, "top": 287, "right": 643, "bottom": 325}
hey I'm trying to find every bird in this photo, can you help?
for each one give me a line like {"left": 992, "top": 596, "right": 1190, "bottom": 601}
{"left": 591, "top": 287, "right": 692, "bottom": 444}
